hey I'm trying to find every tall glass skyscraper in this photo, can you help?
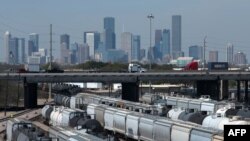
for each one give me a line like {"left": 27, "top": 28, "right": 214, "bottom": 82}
{"left": 227, "top": 43, "right": 234, "bottom": 65}
{"left": 9, "top": 37, "right": 19, "bottom": 64}
{"left": 132, "top": 35, "right": 140, "bottom": 62}
{"left": 154, "top": 30, "right": 162, "bottom": 60}
{"left": 172, "top": 15, "right": 182, "bottom": 59}
{"left": 162, "top": 29, "right": 170, "bottom": 59}
{"left": 103, "top": 17, "right": 116, "bottom": 49}
{"left": 60, "top": 34, "right": 70, "bottom": 49}
{"left": 18, "top": 38, "right": 25, "bottom": 64}
{"left": 104, "top": 17, "right": 115, "bottom": 32}
{"left": 121, "top": 32, "right": 132, "bottom": 62}
{"left": 29, "top": 33, "right": 39, "bottom": 52}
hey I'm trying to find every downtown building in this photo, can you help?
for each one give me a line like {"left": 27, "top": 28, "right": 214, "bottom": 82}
{"left": 28, "top": 33, "right": 39, "bottom": 56}
{"left": 172, "top": 15, "right": 183, "bottom": 59}
{"left": 132, "top": 35, "right": 141, "bottom": 62}
{"left": 84, "top": 31, "right": 100, "bottom": 60}
{"left": 227, "top": 43, "right": 234, "bottom": 65}
{"left": 161, "top": 29, "right": 171, "bottom": 63}
{"left": 3, "top": 31, "right": 25, "bottom": 64}
{"left": 209, "top": 50, "right": 219, "bottom": 62}
{"left": 189, "top": 45, "right": 203, "bottom": 60}
{"left": 121, "top": 32, "right": 133, "bottom": 62}
{"left": 60, "top": 34, "right": 70, "bottom": 64}
{"left": 234, "top": 52, "right": 247, "bottom": 65}
{"left": 103, "top": 17, "right": 116, "bottom": 50}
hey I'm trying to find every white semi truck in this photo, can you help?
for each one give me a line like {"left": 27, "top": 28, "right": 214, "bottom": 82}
{"left": 128, "top": 63, "right": 146, "bottom": 73}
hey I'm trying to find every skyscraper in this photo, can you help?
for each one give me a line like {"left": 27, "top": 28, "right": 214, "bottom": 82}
{"left": 104, "top": 17, "right": 115, "bottom": 32}
{"left": 132, "top": 35, "right": 140, "bottom": 62}
{"left": 154, "top": 29, "right": 162, "bottom": 60}
{"left": 227, "top": 43, "right": 234, "bottom": 65}
{"left": 29, "top": 33, "right": 39, "bottom": 52}
{"left": 121, "top": 32, "right": 132, "bottom": 62}
{"left": 60, "top": 34, "right": 70, "bottom": 64}
{"left": 4, "top": 31, "right": 11, "bottom": 63}
{"left": 103, "top": 17, "right": 116, "bottom": 49}
{"left": 18, "top": 38, "right": 25, "bottom": 64}
{"left": 162, "top": 29, "right": 170, "bottom": 59}
{"left": 189, "top": 45, "right": 203, "bottom": 60}
{"left": 84, "top": 31, "right": 100, "bottom": 59}
{"left": 60, "top": 34, "right": 70, "bottom": 49}
{"left": 78, "top": 43, "right": 89, "bottom": 63}
{"left": 172, "top": 15, "right": 182, "bottom": 59}
{"left": 234, "top": 52, "right": 247, "bottom": 65}
{"left": 9, "top": 37, "right": 19, "bottom": 64}
{"left": 209, "top": 50, "right": 219, "bottom": 62}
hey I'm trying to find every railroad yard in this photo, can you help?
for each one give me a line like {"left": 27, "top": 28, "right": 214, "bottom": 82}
{"left": 1, "top": 84, "right": 250, "bottom": 141}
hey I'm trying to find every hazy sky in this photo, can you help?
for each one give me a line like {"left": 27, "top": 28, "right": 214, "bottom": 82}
{"left": 0, "top": 0, "right": 250, "bottom": 61}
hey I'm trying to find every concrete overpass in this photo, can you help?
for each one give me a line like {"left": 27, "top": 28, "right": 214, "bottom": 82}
{"left": 0, "top": 71, "right": 249, "bottom": 108}
{"left": 1, "top": 71, "right": 250, "bottom": 83}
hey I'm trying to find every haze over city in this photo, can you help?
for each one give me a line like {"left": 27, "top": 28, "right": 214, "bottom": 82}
{"left": 0, "top": 0, "right": 250, "bottom": 63}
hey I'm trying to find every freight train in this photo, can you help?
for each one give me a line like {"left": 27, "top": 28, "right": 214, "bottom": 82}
{"left": 42, "top": 104, "right": 224, "bottom": 141}
{"left": 52, "top": 93, "right": 250, "bottom": 130}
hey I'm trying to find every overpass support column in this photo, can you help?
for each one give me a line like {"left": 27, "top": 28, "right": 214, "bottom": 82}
{"left": 237, "top": 80, "right": 241, "bottom": 102}
{"left": 197, "top": 80, "right": 220, "bottom": 100}
{"left": 24, "top": 78, "right": 37, "bottom": 108}
{"left": 245, "top": 80, "right": 248, "bottom": 103}
{"left": 220, "top": 80, "right": 228, "bottom": 100}
{"left": 122, "top": 82, "right": 139, "bottom": 102}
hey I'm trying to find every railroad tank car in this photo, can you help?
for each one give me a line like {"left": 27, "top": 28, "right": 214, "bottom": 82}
{"left": 70, "top": 94, "right": 84, "bottom": 109}
{"left": 167, "top": 108, "right": 185, "bottom": 120}
{"left": 178, "top": 111, "right": 207, "bottom": 124}
{"left": 216, "top": 107, "right": 238, "bottom": 117}
{"left": 50, "top": 107, "right": 63, "bottom": 126}
{"left": 237, "top": 109, "right": 250, "bottom": 118}
{"left": 202, "top": 115, "right": 230, "bottom": 130}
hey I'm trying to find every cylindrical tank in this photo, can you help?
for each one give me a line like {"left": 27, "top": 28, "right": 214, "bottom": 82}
{"left": 45, "top": 106, "right": 53, "bottom": 120}
{"left": 216, "top": 107, "right": 238, "bottom": 117}
{"left": 167, "top": 108, "right": 185, "bottom": 120}
{"left": 42, "top": 105, "right": 50, "bottom": 118}
{"left": 202, "top": 115, "right": 230, "bottom": 130}
{"left": 178, "top": 112, "right": 206, "bottom": 125}
{"left": 237, "top": 110, "right": 250, "bottom": 118}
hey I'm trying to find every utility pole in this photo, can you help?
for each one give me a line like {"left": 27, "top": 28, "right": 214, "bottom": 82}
{"left": 48, "top": 24, "right": 52, "bottom": 101}
{"left": 147, "top": 14, "right": 154, "bottom": 93}
{"left": 203, "top": 36, "right": 207, "bottom": 70}
{"left": 49, "top": 24, "right": 52, "bottom": 71}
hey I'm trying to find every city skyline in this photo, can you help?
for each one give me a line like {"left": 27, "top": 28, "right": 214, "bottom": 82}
{"left": 0, "top": 0, "right": 250, "bottom": 62}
